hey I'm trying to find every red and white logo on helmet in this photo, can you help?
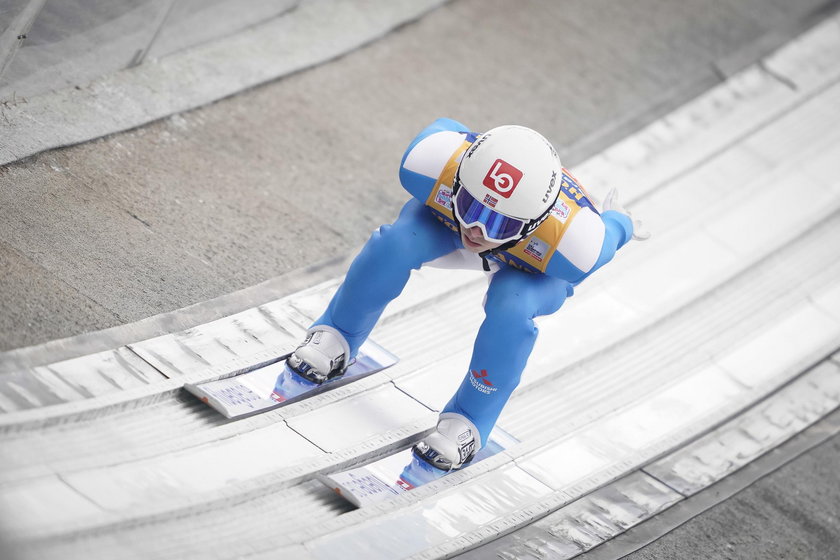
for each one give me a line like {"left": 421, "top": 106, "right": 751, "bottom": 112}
{"left": 482, "top": 159, "right": 523, "bottom": 199}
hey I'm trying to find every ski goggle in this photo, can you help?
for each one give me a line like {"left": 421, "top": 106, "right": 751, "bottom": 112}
{"left": 452, "top": 184, "right": 527, "bottom": 243}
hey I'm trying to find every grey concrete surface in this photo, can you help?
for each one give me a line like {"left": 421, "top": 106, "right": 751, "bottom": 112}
{"left": 1, "top": 0, "right": 834, "bottom": 355}
{"left": 0, "top": 0, "right": 297, "bottom": 100}
{"left": 0, "top": 0, "right": 448, "bottom": 166}
{"left": 614, "top": 417, "right": 840, "bottom": 560}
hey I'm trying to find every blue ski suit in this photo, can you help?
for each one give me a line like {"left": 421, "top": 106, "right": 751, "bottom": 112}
{"left": 313, "top": 118, "right": 634, "bottom": 447}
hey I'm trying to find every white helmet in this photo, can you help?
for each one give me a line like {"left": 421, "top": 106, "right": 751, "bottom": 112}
{"left": 453, "top": 125, "right": 562, "bottom": 244}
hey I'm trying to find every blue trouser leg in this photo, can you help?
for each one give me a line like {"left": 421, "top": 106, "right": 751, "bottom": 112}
{"left": 313, "top": 198, "right": 459, "bottom": 357}
{"left": 443, "top": 267, "right": 571, "bottom": 446}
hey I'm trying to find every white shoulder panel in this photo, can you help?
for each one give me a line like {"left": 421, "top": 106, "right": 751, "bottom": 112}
{"left": 402, "top": 130, "right": 466, "bottom": 179}
{"left": 556, "top": 207, "right": 606, "bottom": 273}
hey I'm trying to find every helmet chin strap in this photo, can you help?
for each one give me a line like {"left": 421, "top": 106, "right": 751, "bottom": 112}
{"left": 456, "top": 205, "right": 520, "bottom": 271}
{"left": 477, "top": 248, "right": 493, "bottom": 272}
{"left": 478, "top": 239, "right": 519, "bottom": 272}
{"left": 457, "top": 221, "right": 501, "bottom": 272}
{"left": 475, "top": 201, "right": 555, "bottom": 271}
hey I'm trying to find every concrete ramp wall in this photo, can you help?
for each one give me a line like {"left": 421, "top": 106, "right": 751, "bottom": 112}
{"left": 0, "top": 0, "right": 448, "bottom": 166}
{"left": 0, "top": 0, "right": 299, "bottom": 101}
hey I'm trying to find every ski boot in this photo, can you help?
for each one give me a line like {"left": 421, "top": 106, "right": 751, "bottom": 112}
{"left": 412, "top": 413, "right": 480, "bottom": 471}
{"left": 286, "top": 325, "right": 351, "bottom": 385}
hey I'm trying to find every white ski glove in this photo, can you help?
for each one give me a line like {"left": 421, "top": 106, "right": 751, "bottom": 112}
{"left": 602, "top": 188, "right": 651, "bottom": 241}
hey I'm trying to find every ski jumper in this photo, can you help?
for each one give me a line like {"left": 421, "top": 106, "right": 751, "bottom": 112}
{"left": 313, "top": 118, "right": 633, "bottom": 446}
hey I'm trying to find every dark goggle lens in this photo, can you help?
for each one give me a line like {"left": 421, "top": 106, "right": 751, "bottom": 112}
{"left": 453, "top": 187, "right": 526, "bottom": 242}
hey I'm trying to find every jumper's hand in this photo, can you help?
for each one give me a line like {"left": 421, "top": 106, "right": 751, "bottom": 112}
{"left": 603, "top": 188, "right": 651, "bottom": 241}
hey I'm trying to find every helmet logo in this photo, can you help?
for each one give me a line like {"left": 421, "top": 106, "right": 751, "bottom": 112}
{"left": 542, "top": 171, "right": 558, "bottom": 203}
{"left": 483, "top": 159, "right": 523, "bottom": 198}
